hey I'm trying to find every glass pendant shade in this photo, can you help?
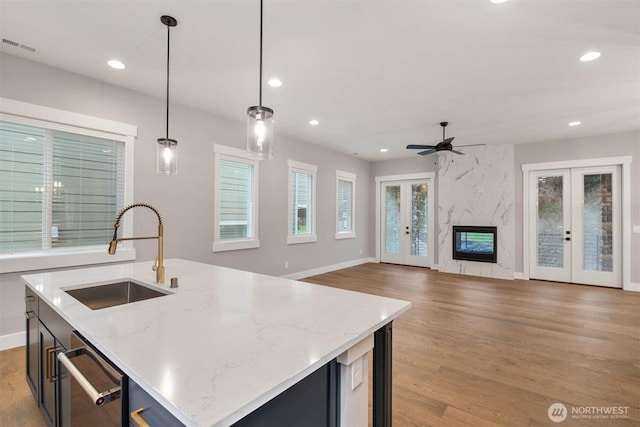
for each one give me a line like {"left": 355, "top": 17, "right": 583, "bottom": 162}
{"left": 246, "top": 106, "right": 274, "bottom": 160}
{"left": 157, "top": 138, "right": 178, "bottom": 175}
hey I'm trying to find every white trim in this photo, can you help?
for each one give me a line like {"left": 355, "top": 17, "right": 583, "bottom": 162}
{"left": 374, "top": 172, "right": 436, "bottom": 265}
{"left": 212, "top": 144, "right": 260, "bottom": 253}
{"left": 0, "top": 248, "right": 135, "bottom": 274}
{"left": 514, "top": 271, "right": 526, "bottom": 280}
{"left": 287, "top": 234, "right": 318, "bottom": 245}
{"left": 521, "top": 156, "right": 632, "bottom": 290}
{"left": 0, "top": 97, "right": 137, "bottom": 137}
{"left": 281, "top": 257, "right": 375, "bottom": 280}
{"left": 0, "top": 331, "right": 25, "bottom": 351}
{"left": 336, "top": 170, "right": 356, "bottom": 240}
{"left": 625, "top": 282, "right": 640, "bottom": 292}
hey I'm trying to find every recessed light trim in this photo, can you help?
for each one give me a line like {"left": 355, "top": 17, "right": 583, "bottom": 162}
{"left": 579, "top": 51, "right": 601, "bottom": 62}
{"left": 568, "top": 121, "right": 582, "bottom": 127}
{"left": 380, "top": 148, "right": 388, "bottom": 153}
{"left": 309, "top": 119, "right": 319, "bottom": 126}
{"left": 490, "top": 0, "right": 509, "bottom": 3}
{"left": 107, "top": 59, "right": 125, "bottom": 70}
{"left": 268, "top": 78, "right": 282, "bottom": 87}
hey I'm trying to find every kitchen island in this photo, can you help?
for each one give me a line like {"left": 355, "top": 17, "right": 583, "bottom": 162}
{"left": 22, "top": 259, "right": 411, "bottom": 426}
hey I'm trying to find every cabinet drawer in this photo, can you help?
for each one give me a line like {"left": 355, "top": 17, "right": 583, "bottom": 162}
{"left": 129, "top": 380, "right": 184, "bottom": 427}
{"left": 39, "top": 300, "right": 74, "bottom": 350}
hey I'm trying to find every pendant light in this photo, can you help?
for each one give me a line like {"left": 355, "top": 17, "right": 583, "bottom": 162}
{"left": 246, "top": 0, "right": 274, "bottom": 160}
{"left": 157, "top": 15, "right": 178, "bottom": 175}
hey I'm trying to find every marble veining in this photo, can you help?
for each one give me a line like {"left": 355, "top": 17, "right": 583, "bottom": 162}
{"left": 22, "top": 259, "right": 411, "bottom": 426}
{"left": 437, "top": 145, "right": 515, "bottom": 279}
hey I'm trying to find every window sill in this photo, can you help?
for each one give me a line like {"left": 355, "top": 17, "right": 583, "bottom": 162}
{"left": 212, "top": 239, "right": 260, "bottom": 253}
{"left": 335, "top": 232, "right": 356, "bottom": 240}
{"left": 287, "top": 235, "right": 318, "bottom": 245}
{"left": 0, "top": 247, "right": 136, "bottom": 274}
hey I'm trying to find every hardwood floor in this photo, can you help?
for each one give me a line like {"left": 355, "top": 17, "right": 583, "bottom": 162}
{"left": 302, "top": 263, "right": 640, "bottom": 426}
{"left": 0, "top": 346, "right": 46, "bottom": 426}
{"left": 2, "top": 263, "right": 638, "bottom": 426}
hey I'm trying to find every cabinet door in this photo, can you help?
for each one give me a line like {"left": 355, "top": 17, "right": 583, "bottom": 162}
{"left": 25, "top": 310, "right": 39, "bottom": 400}
{"left": 39, "top": 324, "right": 58, "bottom": 426}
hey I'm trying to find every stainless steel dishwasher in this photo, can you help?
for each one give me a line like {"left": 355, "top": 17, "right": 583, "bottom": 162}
{"left": 57, "top": 331, "right": 128, "bottom": 426}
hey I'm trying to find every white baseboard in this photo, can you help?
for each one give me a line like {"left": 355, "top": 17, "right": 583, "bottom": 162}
{"left": 624, "top": 282, "right": 640, "bottom": 292}
{"left": 0, "top": 331, "right": 24, "bottom": 351}
{"left": 514, "top": 272, "right": 527, "bottom": 280}
{"left": 281, "top": 257, "right": 376, "bottom": 281}
{"left": 432, "top": 264, "right": 439, "bottom": 271}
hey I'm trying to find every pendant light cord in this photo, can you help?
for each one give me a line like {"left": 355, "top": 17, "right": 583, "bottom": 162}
{"left": 166, "top": 24, "right": 171, "bottom": 139}
{"left": 259, "top": 0, "right": 263, "bottom": 107}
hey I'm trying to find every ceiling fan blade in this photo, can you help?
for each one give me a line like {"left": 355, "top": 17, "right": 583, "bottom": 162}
{"left": 457, "top": 143, "right": 485, "bottom": 148}
{"left": 407, "top": 144, "right": 436, "bottom": 149}
{"left": 450, "top": 149, "right": 465, "bottom": 155}
{"left": 418, "top": 149, "right": 437, "bottom": 156}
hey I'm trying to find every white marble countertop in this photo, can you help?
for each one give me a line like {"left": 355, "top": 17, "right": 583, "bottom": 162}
{"left": 22, "top": 259, "right": 411, "bottom": 426}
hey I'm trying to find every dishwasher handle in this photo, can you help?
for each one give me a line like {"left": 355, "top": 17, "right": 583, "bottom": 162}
{"left": 58, "top": 348, "right": 122, "bottom": 406}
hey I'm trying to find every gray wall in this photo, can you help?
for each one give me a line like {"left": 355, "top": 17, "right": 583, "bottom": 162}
{"left": 0, "top": 53, "right": 372, "bottom": 339}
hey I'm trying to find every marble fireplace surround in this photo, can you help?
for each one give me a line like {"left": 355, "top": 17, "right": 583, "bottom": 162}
{"left": 437, "top": 145, "right": 515, "bottom": 280}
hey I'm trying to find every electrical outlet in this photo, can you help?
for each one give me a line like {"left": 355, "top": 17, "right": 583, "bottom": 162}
{"left": 359, "top": 248, "right": 363, "bottom": 255}
{"left": 634, "top": 225, "right": 640, "bottom": 234}
{"left": 284, "top": 261, "right": 288, "bottom": 269}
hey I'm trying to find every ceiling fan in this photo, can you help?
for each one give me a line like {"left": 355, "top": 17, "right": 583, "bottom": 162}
{"left": 406, "top": 122, "right": 476, "bottom": 156}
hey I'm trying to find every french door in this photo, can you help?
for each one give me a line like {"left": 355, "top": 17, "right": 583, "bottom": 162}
{"left": 380, "top": 179, "right": 433, "bottom": 267}
{"left": 529, "top": 166, "right": 621, "bottom": 287}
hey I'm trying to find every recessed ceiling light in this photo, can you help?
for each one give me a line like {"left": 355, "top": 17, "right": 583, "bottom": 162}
{"left": 568, "top": 121, "right": 582, "bottom": 127}
{"left": 309, "top": 119, "right": 319, "bottom": 126}
{"left": 268, "top": 78, "right": 282, "bottom": 87}
{"left": 380, "top": 148, "right": 388, "bottom": 153}
{"left": 491, "top": 0, "right": 509, "bottom": 3}
{"left": 579, "top": 51, "right": 601, "bottom": 62}
{"left": 107, "top": 59, "right": 125, "bottom": 70}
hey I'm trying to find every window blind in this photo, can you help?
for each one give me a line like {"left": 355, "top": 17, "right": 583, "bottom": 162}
{"left": 0, "top": 122, "right": 46, "bottom": 252}
{"left": 219, "top": 158, "right": 254, "bottom": 240}
{"left": 0, "top": 121, "right": 125, "bottom": 253}
{"left": 337, "top": 178, "right": 353, "bottom": 232}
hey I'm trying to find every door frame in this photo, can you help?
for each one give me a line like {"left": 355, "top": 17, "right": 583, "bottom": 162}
{"left": 375, "top": 173, "right": 435, "bottom": 267}
{"left": 522, "top": 156, "right": 632, "bottom": 289}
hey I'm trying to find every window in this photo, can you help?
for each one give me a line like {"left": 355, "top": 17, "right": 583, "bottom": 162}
{"left": 0, "top": 98, "right": 135, "bottom": 273}
{"left": 213, "top": 144, "right": 259, "bottom": 252}
{"left": 288, "top": 160, "right": 317, "bottom": 244}
{"left": 336, "top": 170, "right": 356, "bottom": 239}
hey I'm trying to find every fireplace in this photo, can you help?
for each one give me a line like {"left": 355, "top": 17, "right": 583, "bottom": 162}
{"left": 453, "top": 226, "right": 497, "bottom": 263}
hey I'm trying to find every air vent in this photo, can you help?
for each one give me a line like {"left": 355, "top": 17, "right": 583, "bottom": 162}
{"left": 2, "top": 38, "right": 36, "bottom": 53}
{"left": 2, "top": 38, "right": 19, "bottom": 47}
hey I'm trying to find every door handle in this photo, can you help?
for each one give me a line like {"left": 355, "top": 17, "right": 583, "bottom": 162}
{"left": 565, "top": 237, "right": 571, "bottom": 241}
{"left": 58, "top": 348, "right": 122, "bottom": 406}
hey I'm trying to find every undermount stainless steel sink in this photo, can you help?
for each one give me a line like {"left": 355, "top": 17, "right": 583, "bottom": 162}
{"left": 64, "top": 281, "right": 170, "bottom": 310}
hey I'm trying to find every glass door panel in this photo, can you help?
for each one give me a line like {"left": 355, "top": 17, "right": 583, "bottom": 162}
{"left": 582, "top": 173, "right": 613, "bottom": 272}
{"left": 384, "top": 185, "right": 401, "bottom": 255}
{"left": 410, "top": 183, "right": 428, "bottom": 257}
{"left": 536, "top": 175, "right": 564, "bottom": 268}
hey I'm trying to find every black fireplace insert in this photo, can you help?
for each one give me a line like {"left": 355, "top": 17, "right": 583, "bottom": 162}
{"left": 452, "top": 226, "right": 497, "bottom": 263}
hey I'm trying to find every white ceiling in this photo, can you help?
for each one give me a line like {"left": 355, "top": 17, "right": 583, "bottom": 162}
{"left": 1, "top": 0, "right": 639, "bottom": 160}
